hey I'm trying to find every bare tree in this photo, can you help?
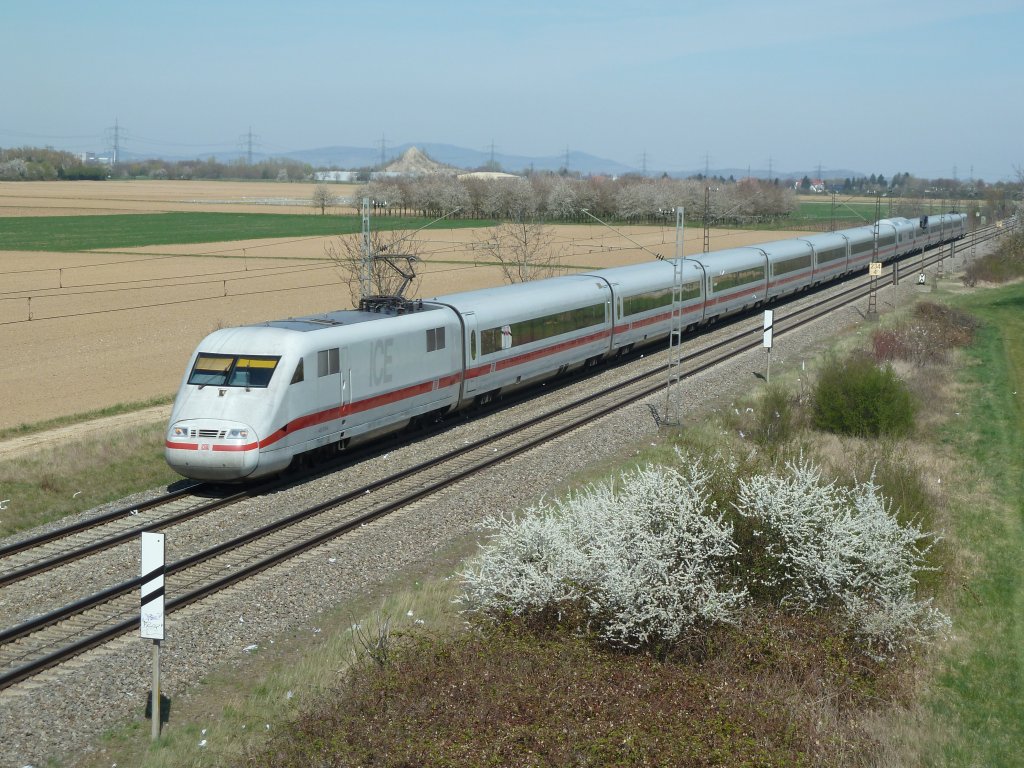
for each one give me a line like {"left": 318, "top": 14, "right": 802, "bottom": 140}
{"left": 475, "top": 220, "right": 565, "bottom": 283}
{"left": 325, "top": 230, "right": 424, "bottom": 306}
{"left": 311, "top": 184, "right": 337, "bottom": 215}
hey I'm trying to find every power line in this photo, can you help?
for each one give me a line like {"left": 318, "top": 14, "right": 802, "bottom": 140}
{"left": 0, "top": 260, "right": 330, "bottom": 301}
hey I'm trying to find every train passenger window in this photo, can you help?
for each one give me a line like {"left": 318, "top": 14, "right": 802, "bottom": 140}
{"left": 818, "top": 246, "right": 846, "bottom": 263}
{"left": 479, "top": 303, "right": 605, "bottom": 355}
{"left": 470, "top": 330, "right": 477, "bottom": 360}
{"left": 318, "top": 348, "right": 340, "bottom": 377}
{"left": 711, "top": 266, "right": 765, "bottom": 293}
{"left": 290, "top": 359, "right": 304, "bottom": 384}
{"left": 773, "top": 254, "right": 812, "bottom": 276}
{"left": 426, "top": 327, "right": 446, "bottom": 352}
{"left": 621, "top": 284, "right": 699, "bottom": 316}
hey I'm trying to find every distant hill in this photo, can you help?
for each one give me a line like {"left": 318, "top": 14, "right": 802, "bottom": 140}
{"left": 115, "top": 142, "right": 863, "bottom": 181}
{"left": 288, "top": 142, "right": 637, "bottom": 177}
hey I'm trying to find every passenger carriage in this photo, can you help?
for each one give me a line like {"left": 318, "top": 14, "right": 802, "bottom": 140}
{"left": 431, "top": 275, "right": 614, "bottom": 407}
{"left": 879, "top": 217, "right": 919, "bottom": 258}
{"left": 691, "top": 247, "right": 769, "bottom": 318}
{"left": 584, "top": 260, "right": 706, "bottom": 351}
{"left": 799, "top": 231, "right": 849, "bottom": 284}
{"left": 759, "top": 239, "right": 815, "bottom": 301}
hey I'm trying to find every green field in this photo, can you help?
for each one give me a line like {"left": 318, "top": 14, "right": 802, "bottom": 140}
{"left": 926, "top": 283, "right": 1024, "bottom": 765}
{"left": 0, "top": 212, "right": 486, "bottom": 252}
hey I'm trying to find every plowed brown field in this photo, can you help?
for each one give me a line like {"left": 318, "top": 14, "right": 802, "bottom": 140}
{"left": 0, "top": 181, "right": 804, "bottom": 430}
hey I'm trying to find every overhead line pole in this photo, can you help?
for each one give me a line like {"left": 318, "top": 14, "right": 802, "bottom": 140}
{"left": 665, "top": 207, "right": 686, "bottom": 426}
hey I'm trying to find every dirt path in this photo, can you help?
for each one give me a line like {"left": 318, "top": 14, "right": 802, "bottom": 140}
{"left": 0, "top": 404, "right": 171, "bottom": 460}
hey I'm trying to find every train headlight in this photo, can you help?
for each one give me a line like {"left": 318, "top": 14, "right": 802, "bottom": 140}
{"left": 171, "top": 425, "right": 190, "bottom": 438}
{"left": 227, "top": 428, "right": 249, "bottom": 439}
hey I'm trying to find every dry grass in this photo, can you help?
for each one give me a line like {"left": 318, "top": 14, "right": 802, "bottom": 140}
{"left": 245, "top": 612, "right": 905, "bottom": 768}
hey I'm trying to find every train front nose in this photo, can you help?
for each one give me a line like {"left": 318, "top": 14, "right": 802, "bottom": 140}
{"left": 164, "top": 419, "right": 260, "bottom": 481}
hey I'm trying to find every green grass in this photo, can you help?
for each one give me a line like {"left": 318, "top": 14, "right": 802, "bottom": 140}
{"left": 0, "top": 422, "right": 179, "bottom": 538}
{"left": 796, "top": 199, "right": 879, "bottom": 223}
{"left": 0, "top": 212, "right": 488, "bottom": 252}
{"left": 921, "top": 283, "right": 1024, "bottom": 765}
{"left": 791, "top": 198, "right": 955, "bottom": 228}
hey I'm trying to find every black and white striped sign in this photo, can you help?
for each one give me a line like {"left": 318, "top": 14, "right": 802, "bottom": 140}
{"left": 140, "top": 532, "right": 165, "bottom": 640}
{"left": 763, "top": 309, "right": 774, "bottom": 349}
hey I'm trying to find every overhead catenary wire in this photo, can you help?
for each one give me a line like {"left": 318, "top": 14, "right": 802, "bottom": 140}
{"left": 0, "top": 222, "right": 817, "bottom": 326}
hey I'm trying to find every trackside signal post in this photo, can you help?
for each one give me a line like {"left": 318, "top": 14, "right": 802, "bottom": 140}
{"left": 578, "top": 206, "right": 686, "bottom": 426}
{"left": 867, "top": 261, "right": 882, "bottom": 319}
{"left": 140, "top": 532, "right": 165, "bottom": 741}
{"left": 763, "top": 309, "right": 773, "bottom": 384}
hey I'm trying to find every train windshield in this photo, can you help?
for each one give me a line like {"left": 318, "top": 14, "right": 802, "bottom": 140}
{"left": 188, "top": 354, "right": 281, "bottom": 388}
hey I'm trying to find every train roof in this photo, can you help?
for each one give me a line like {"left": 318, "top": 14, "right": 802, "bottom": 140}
{"left": 256, "top": 303, "right": 447, "bottom": 333}
{"left": 431, "top": 274, "right": 609, "bottom": 315}
{"left": 799, "top": 231, "right": 850, "bottom": 247}
{"left": 689, "top": 247, "right": 767, "bottom": 271}
{"left": 585, "top": 258, "right": 702, "bottom": 281}
{"left": 753, "top": 238, "right": 813, "bottom": 258}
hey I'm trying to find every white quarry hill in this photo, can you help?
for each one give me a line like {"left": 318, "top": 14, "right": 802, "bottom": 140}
{"left": 384, "top": 146, "right": 456, "bottom": 175}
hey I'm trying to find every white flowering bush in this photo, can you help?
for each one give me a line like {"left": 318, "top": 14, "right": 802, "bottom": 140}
{"left": 734, "top": 455, "right": 950, "bottom": 654}
{"left": 459, "top": 459, "right": 746, "bottom": 650}
{"left": 460, "top": 450, "right": 948, "bottom": 658}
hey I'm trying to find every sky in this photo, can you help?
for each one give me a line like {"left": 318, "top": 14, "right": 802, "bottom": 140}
{"left": 2, "top": 0, "right": 1022, "bottom": 182}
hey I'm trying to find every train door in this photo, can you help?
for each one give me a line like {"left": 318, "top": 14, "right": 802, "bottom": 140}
{"left": 316, "top": 346, "right": 348, "bottom": 423}
{"left": 461, "top": 312, "right": 480, "bottom": 394}
{"left": 340, "top": 347, "right": 350, "bottom": 414}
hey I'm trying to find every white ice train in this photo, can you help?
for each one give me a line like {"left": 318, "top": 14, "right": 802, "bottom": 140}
{"left": 165, "top": 213, "right": 966, "bottom": 481}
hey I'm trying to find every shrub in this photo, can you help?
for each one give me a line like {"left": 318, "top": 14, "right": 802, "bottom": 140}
{"left": 872, "top": 303, "right": 980, "bottom": 365}
{"left": 913, "top": 301, "right": 979, "bottom": 348}
{"left": 459, "top": 455, "right": 747, "bottom": 651}
{"left": 734, "top": 455, "right": 950, "bottom": 655}
{"left": 812, "top": 351, "right": 916, "bottom": 437}
{"left": 751, "top": 382, "right": 798, "bottom": 448}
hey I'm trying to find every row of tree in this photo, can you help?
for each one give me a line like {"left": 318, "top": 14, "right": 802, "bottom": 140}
{"left": 0, "top": 146, "right": 95, "bottom": 180}
{"left": 0, "top": 146, "right": 314, "bottom": 182}
{"left": 352, "top": 174, "right": 798, "bottom": 224}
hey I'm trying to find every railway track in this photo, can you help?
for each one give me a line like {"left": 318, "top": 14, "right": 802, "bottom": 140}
{"left": 0, "top": 485, "right": 253, "bottom": 587}
{"left": 0, "top": 223, "right": 1008, "bottom": 690}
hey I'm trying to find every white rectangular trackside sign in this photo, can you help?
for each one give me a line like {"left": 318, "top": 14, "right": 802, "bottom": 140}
{"left": 763, "top": 309, "right": 774, "bottom": 349}
{"left": 140, "top": 532, "right": 165, "bottom": 640}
